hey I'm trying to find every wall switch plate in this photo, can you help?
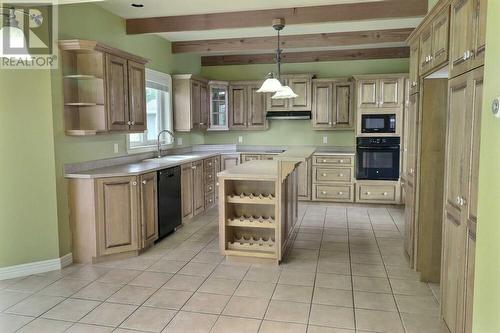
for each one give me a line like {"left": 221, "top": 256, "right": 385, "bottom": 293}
{"left": 238, "top": 136, "right": 243, "bottom": 143}
{"left": 113, "top": 143, "right": 119, "bottom": 153}
{"left": 323, "top": 136, "right": 328, "bottom": 144}
{"left": 177, "top": 137, "right": 183, "bottom": 146}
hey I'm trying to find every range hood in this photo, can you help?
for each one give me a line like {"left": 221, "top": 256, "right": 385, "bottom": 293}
{"left": 266, "top": 111, "right": 312, "bottom": 120}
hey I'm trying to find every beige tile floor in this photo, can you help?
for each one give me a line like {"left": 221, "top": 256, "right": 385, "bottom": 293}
{"left": 0, "top": 203, "right": 451, "bottom": 333}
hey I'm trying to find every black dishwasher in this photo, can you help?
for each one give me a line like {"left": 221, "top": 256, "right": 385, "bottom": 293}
{"left": 157, "top": 166, "right": 182, "bottom": 241}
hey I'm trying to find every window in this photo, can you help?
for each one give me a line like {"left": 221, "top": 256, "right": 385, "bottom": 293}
{"left": 128, "top": 69, "right": 173, "bottom": 150}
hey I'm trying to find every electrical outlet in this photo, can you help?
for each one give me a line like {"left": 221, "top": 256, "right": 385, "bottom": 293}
{"left": 177, "top": 137, "right": 183, "bottom": 146}
{"left": 113, "top": 143, "right": 119, "bottom": 153}
{"left": 323, "top": 136, "right": 328, "bottom": 144}
{"left": 238, "top": 136, "right": 243, "bottom": 143}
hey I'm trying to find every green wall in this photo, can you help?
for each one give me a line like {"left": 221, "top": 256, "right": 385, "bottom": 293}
{"left": 472, "top": 1, "right": 500, "bottom": 331}
{"left": 0, "top": 70, "right": 60, "bottom": 267}
{"left": 201, "top": 59, "right": 409, "bottom": 146}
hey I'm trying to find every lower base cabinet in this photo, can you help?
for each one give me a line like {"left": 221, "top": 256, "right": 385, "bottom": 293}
{"left": 355, "top": 181, "right": 401, "bottom": 204}
{"left": 181, "top": 161, "right": 205, "bottom": 220}
{"left": 69, "top": 172, "right": 158, "bottom": 263}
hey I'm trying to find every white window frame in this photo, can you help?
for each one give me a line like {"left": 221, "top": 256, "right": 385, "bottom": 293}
{"left": 127, "top": 69, "right": 173, "bottom": 153}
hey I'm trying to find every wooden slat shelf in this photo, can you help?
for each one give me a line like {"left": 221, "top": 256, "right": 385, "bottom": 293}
{"left": 226, "top": 194, "right": 276, "bottom": 205}
{"left": 227, "top": 216, "right": 276, "bottom": 229}
{"left": 227, "top": 241, "right": 276, "bottom": 254}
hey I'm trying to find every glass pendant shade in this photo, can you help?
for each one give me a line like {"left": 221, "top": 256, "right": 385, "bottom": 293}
{"left": 0, "top": 25, "right": 31, "bottom": 60}
{"left": 272, "top": 85, "right": 298, "bottom": 99}
{"left": 256, "top": 77, "right": 283, "bottom": 93}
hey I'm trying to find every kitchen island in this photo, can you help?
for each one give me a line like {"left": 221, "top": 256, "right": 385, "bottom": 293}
{"left": 217, "top": 148, "right": 315, "bottom": 264}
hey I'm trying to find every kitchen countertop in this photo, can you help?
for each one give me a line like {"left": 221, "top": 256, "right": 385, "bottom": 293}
{"left": 64, "top": 146, "right": 355, "bottom": 179}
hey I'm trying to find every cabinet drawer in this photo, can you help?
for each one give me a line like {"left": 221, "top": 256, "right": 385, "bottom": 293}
{"left": 205, "top": 192, "right": 215, "bottom": 208}
{"left": 357, "top": 184, "right": 397, "bottom": 202}
{"left": 260, "top": 154, "right": 276, "bottom": 160}
{"left": 204, "top": 158, "right": 216, "bottom": 169}
{"left": 313, "top": 185, "right": 354, "bottom": 202}
{"left": 204, "top": 168, "right": 215, "bottom": 183}
{"left": 314, "top": 155, "right": 353, "bottom": 166}
{"left": 313, "top": 167, "right": 352, "bottom": 183}
{"left": 205, "top": 182, "right": 216, "bottom": 193}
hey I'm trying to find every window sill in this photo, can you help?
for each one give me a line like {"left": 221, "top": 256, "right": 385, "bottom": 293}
{"left": 127, "top": 143, "right": 174, "bottom": 154}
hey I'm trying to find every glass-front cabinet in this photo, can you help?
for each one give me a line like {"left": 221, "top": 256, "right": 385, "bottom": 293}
{"left": 208, "top": 81, "right": 229, "bottom": 130}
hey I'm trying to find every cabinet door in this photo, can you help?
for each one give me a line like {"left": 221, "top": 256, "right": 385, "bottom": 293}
{"left": 431, "top": 8, "right": 450, "bottom": 68}
{"left": 221, "top": 154, "right": 240, "bottom": 170}
{"left": 127, "top": 60, "right": 146, "bottom": 132}
{"left": 288, "top": 76, "right": 312, "bottom": 111}
{"left": 266, "top": 83, "right": 288, "bottom": 111}
{"left": 312, "top": 81, "right": 332, "bottom": 129}
{"left": 419, "top": 28, "right": 433, "bottom": 74}
{"left": 297, "top": 159, "right": 311, "bottom": 200}
{"left": 199, "top": 82, "right": 209, "bottom": 129}
{"left": 464, "top": 227, "right": 476, "bottom": 333}
{"left": 106, "top": 54, "right": 129, "bottom": 131}
{"left": 181, "top": 163, "right": 194, "bottom": 220}
{"left": 442, "top": 74, "right": 470, "bottom": 333}
{"left": 357, "top": 79, "right": 378, "bottom": 109}
{"left": 214, "top": 155, "right": 221, "bottom": 202}
{"left": 409, "top": 40, "right": 420, "bottom": 94}
{"left": 96, "top": 176, "right": 139, "bottom": 256}
{"left": 404, "top": 182, "right": 415, "bottom": 265}
{"left": 191, "top": 80, "right": 201, "bottom": 129}
{"left": 406, "top": 93, "right": 419, "bottom": 185}
{"left": 139, "top": 172, "right": 158, "bottom": 247}
{"left": 379, "top": 78, "right": 402, "bottom": 109}
{"left": 333, "top": 82, "right": 353, "bottom": 128}
{"left": 229, "top": 85, "right": 247, "bottom": 129}
{"left": 450, "top": 0, "right": 475, "bottom": 77}
{"left": 248, "top": 85, "right": 268, "bottom": 129}
{"left": 192, "top": 160, "right": 205, "bottom": 216}
{"left": 472, "top": 0, "right": 487, "bottom": 68}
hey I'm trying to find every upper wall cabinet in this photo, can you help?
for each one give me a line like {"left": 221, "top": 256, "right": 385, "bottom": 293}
{"left": 208, "top": 81, "right": 229, "bottom": 131}
{"left": 355, "top": 75, "right": 405, "bottom": 111}
{"left": 450, "top": 0, "right": 487, "bottom": 78}
{"left": 312, "top": 79, "right": 354, "bottom": 130}
{"left": 229, "top": 81, "right": 268, "bottom": 131}
{"left": 419, "top": 7, "right": 450, "bottom": 75}
{"left": 409, "top": 40, "right": 420, "bottom": 94}
{"left": 60, "top": 40, "right": 148, "bottom": 136}
{"left": 173, "top": 74, "right": 209, "bottom": 132}
{"left": 266, "top": 74, "right": 313, "bottom": 112}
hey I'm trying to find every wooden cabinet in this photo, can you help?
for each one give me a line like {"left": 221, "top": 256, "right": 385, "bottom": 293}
{"left": 203, "top": 157, "right": 217, "bottom": 210}
{"left": 409, "top": 40, "right": 420, "bottom": 94}
{"left": 209, "top": 81, "right": 229, "bottom": 130}
{"left": 356, "top": 75, "right": 404, "bottom": 111}
{"left": 405, "top": 93, "right": 419, "bottom": 185}
{"left": 312, "top": 154, "right": 355, "bottom": 203}
{"left": 173, "top": 75, "right": 209, "bottom": 132}
{"left": 192, "top": 160, "right": 205, "bottom": 216}
{"left": 442, "top": 67, "right": 483, "bottom": 333}
{"left": 139, "top": 172, "right": 158, "bottom": 248}
{"left": 69, "top": 173, "right": 157, "bottom": 263}
{"left": 450, "top": 0, "right": 487, "bottom": 78}
{"left": 420, "top": 7, "right": 450, "bottom": 75}
{"left": 60, "top": 40, "right": 148, "bottom": 136}
{"left": 312, "top": 79, "right": 353, "bottom": 130}
{"left": 356, "top": 182, "right": 400, "bottom": 203}
{"left": 266, "top": 74, "right": 313, "bottom": 112}
{"left": 297, "top": 159, "right": 311, "bottom": 201}
{"left": 229, "top": 82, "right": 268, "bottom": 130}
{"left": 403, "top": 181, "right": 415, "bottom": 266}
{"left": 181, "top": 163, "right": 194, "bottom": 220}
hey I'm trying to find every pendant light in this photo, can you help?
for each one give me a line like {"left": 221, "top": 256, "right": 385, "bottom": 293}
{"left": 256, "top": 19, "right": 297, "bottom": 99}
{"left": 0, "top": 8, "right": 32, "bottom": 60}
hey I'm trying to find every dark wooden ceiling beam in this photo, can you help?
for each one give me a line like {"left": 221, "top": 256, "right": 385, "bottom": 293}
{"left": 201, "top": 47, "right": 410, "bottom": 66}
{"left": 172, "top": 28, "right": 414, "bottom": 54}
{"left": 126, "top": 0, "right": 427, "bottom": 34}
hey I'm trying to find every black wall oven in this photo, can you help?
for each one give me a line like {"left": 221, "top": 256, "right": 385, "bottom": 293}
{"left": 361, "top": 114, "right": 396, "bottom": 133}
{"left": 356, "top": 137, "right": 400, "bottom": 181}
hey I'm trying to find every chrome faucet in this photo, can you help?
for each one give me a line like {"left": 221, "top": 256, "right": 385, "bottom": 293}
{"left": 157, "top": 129, "right": 175, "bottom": 158}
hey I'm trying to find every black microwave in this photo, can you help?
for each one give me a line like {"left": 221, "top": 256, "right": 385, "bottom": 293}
{"left": 361, "top": 114, "right": 396, "bottom": 133}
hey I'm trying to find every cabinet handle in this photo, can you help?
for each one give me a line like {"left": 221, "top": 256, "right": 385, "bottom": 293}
{"left": 191, "top": 166, "right": 196, "bottom": 170}
{"left": 142, "top": 180, "right": 147, "bottom": 185}
{"left": 409, "top": 168, "right": 414, "bottom": 175}
{"left": 208, "top": 163, "right": 212, "bottom": 166}
{"left": 338, "top": 191, "right": 343, "bottom": 195}
{"left": 383, "top": 192, "right": 388, "bottom": 196}
{"left": 209, "top": 199, "right": 213, "bottom": 203}
{"left": 339, "top": 174, "right": 344, "bottom": 177}
{"left": 208, "top": 174, "right": 212, "bottom": 178}
{"left": 209, "top": 186, "right": 213, "bottom": 191}
{"left": 366, "top": 191, "right": 371, "bottom": 195}
{"left": 412, "top": 81, "right": 417, "bottom": 87}
{"left": 332, "top": 121, "right": 337, "bottom": 125}
{"left": 461, "top": 197, "right": 467, "bottom": 206}
{"left": 131, "top": 121, "right": 135, "bottom": 125}
{"left": 199, "top": 122, "right": 204, "bottom": 125}
{"left": 322, "top": 159, "right": 327, "bottom": 163}
{"left": 216, "top": 182, "right": 219, "bottom": 186}
{"left": 328, "top": 122, "right": 332, "bottom": 125}
{"left": 322, "top": 173, "right": 327, "bottom": 177}
{"left": 321, "top": 191, "right": 327, "bottom": 195}
{"left": 456, "top": 196, "right": 462, "bottom": 206}
{"left": 339, "top": 160, "right": 344, "bottom": 163}
{"left": 127, "top": 121, "right": 132, "bottom": 125}
{"left": 132, "top": 181, "right": 137, "bottom": 186}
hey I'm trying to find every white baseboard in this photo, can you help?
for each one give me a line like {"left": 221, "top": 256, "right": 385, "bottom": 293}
{"left": 0, "top": 253, "right": 73, "bottom": 281}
